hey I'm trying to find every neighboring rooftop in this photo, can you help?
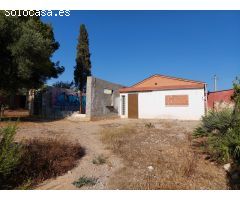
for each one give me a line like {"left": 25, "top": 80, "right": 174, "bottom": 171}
{"left": 207, "top": 89, "right": 234, "bottom": 109}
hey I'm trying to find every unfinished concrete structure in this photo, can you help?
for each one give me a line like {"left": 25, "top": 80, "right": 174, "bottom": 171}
{"left": 29, "top": 76, "right": 123, "bottom": 120}
{"left": 85, "top": 76, "right": 124, "bottom": 120}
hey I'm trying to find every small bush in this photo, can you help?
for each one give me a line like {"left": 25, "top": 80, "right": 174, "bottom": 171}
{"left": 145, "top": 122, "right": 155, "bottom": 129}
{"left": 194, "top": 79, "right": 240, "bottom": 167}
{"left": 72, "top": 176, "right": 98, "bottom": 188}
{"left": 92, "top": 154, "right": 106, "bottom": 165}
{"left": 194, "top": 108, "right": 233, "bottom": 137}
{"left": 207, "top": 127, "right": 240, "bottom": 163}
{"left": 0, "top": 123, "right": 22, "bottom": 188}
{"left": 193, "top": 126, "right": 209, "bottom": 137}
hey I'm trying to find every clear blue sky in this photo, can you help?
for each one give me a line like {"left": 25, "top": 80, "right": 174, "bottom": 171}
{"left": 41, "top": 11, "right": 240, "bottom": 91}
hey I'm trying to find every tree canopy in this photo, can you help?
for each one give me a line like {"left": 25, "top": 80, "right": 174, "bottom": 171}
{"left": 74, "top": 24, "right": 91, "bottom": 92}
{"left": 0, "top": 11, "right": 64, "bottom": 94}
{"left": 52, "top": 81, "right": 74, "bottom": 89}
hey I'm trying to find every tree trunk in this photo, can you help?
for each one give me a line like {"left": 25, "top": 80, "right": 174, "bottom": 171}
{"left": 0, "top": 106, "right": 4, "bottom": 118}
{"left": 79, "top": 90, "right": 82, "bottom": 114}
{"left": 9, "top": 92, "right": 15, "bottom": 109}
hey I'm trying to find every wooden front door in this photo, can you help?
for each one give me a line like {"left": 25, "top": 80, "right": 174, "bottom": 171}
{"left": 128, "top": 94, "right": 138, "bottom": 118}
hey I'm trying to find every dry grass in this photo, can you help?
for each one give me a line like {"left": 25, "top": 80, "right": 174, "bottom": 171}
{"left": 101, "top": 124, "right": 138, "bottom": 152}
{"left": 1, "top": 138, "right": 85, "bottom": 189}
{"left": 92, "top": 154, "right": 107, "bottom": 165}
{"left": 101, "top": 120, "right": 228, "bottom": 189}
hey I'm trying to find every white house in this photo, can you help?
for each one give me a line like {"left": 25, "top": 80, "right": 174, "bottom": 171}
{"left": 119, "top": 74, "right": 207, "bottom": 120}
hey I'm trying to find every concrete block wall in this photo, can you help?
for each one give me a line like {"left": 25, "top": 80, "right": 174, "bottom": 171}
{"left": 86, "top": 76, "right": 124, "bottom": 120}
{"left": 29, "top": 87, "right": 80, "bottom": 119}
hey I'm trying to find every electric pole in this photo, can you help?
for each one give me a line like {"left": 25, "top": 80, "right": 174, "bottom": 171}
{"left": 213, "top": 75, "right": 218, "bottom": 92}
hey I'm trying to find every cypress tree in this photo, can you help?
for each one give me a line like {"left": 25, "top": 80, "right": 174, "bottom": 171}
{"left": 74, "top": 24, "right": 92, "bottom": 113}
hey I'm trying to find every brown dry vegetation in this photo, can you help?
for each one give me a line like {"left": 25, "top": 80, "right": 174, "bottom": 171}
{"left": 1, "top": 137, "right": 85, "bottom": 189}
{"left": 101, "top": 120, "right": 228, "bottom": 189}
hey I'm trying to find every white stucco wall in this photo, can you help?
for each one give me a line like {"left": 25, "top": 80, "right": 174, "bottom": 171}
{"left": 120, "top": 89, "right": 205, "bottom": 120}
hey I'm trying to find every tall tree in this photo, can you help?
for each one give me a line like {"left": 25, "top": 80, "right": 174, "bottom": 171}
{"left": 74, "top": 24, "right": 92, "bottom": 113}
{"left": 0, "top": 11, "right": 64, "bottom": 100}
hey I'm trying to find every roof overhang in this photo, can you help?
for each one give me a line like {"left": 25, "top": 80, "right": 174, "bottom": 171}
{"left": 119, "top": 84, "right": 205, "bottom": 93}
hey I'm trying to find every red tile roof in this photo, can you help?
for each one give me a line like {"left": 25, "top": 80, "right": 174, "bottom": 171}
{"left": 119, "top": 84, "right": 204, "bottom": 93}
{"left": 119, "top": 74, "right": 205, "bottom": 93}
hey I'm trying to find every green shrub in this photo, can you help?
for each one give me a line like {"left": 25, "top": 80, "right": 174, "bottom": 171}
{"left": 0, "top": 124, "right": 22, "bottom": 175}
{"left": 145, "top": 122, "right": 155, "bottom": 129}
{"left": 193, "top": 81, "right": 240, "bottom": 163}
{"left": 72, "top": 176, "right": 98, "bottom": 188}
{"left": 207, "top": 127, "right": 240, "bottom": 163}
{"left": 193, "top": 108, "right": 233, "bottom": 137}
{"left": 0, "top": 123, "right": 22, "bottom": 187}
{"left": 92, "top": 154, "right": 106, "bottom": 165}
{"left": 193, "top": 126, "right": 209, "bottom": 137}
{"left": 232, "top": 78, "right": 240, "bottom": 128}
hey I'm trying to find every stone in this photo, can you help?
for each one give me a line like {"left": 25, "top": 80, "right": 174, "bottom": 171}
{"left": 148, "top": 166, "right": 154, "bottom": 172}
{"left": 223, "top": 163, "right": 231, "bottom": 172}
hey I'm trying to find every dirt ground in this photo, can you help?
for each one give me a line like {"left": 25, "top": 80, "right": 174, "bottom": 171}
{"left": 101, "top": 120, "right": 228, "bottom": 189}
{"left": 1, "top": 118, "right": 228, "bottom": 189}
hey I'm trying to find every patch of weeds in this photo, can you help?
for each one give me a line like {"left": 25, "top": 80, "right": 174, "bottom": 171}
{"left": 101, "top": 125, "right": 137, "bottom": 152}
{"left": 92, "top": 154, "right": 107, "bottom": 165}
{"left": 72, "top": 176, "right": 98, "bottom": 188}
{"left": 0, "top": 134, "right": 85, "bottom": 189}
{"left": 16, "top": 179, "right": 32, "bottom": 190}
{"left": 145, "top": 122, "right": 155, "bottom": 129}
{"left": 183, "top": 153, "right": 198, "bottom": 177}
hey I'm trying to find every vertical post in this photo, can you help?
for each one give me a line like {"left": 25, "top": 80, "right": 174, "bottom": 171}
{"left": 79, "top": 90, "right": 82, "bottom": 114}
{"left": 214, "top": 75, "right": 217, "bottom": 92}
{"left": 204, "top": 83, "right": 208, "bottom": 115}
{"left": 86, "top": 76, "right": 92, "bottom": 120}
{"left": 28, "top": 89, "right": 35, "bottom": 116}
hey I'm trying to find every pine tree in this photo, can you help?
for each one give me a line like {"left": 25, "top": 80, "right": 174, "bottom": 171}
{"left": 74, "top": 24, "right": 92, "bottom": 113}
{"left": 0, "top": 11, "right": 64, "bottom": 108}
{"left": 0, "top": 11, "right": 64, "bottom": 92}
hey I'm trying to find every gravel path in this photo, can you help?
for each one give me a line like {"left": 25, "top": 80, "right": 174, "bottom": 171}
{"left": 15, "top": 119, "right": 125, "bottom": 190}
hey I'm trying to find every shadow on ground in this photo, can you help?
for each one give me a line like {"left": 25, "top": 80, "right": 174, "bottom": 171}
{"left": 226, "top": 164, "right": 240, "bottom": 189}
{"left": 0, "top": 109, "right": 69, "bottom": 123}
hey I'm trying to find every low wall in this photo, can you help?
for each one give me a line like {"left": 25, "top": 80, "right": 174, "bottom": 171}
{"left": 86, "top": 76, "right": 124, "bottom": 120}
{"left": 208, "top": 89, "right": 234, "bottom": 111}
{"left": 29, "top": 87, "right": 81, "bottom": 119}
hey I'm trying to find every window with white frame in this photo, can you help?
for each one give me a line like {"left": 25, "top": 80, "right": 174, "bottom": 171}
{"left": 122, "top": 95, "right": 126, "bottom": 115}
